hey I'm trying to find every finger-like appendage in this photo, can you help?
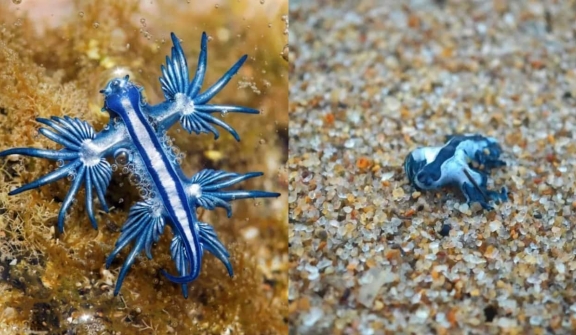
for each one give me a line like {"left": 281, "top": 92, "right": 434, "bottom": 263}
{"left": 112, "top": 235, "right": 147, "bottom": 296}
{"left": 195, "top": 112, "right": 239, "bottom": 141}
{"left": 180, "top": 112, "right": 221, "bottom": 139}
{"left": 84, "top": 171, "right": 98, "bottom": 229}
{"left": 186, "top": 169, "right": 281, "bottom": 217}
{"left": 57, "top": 165, "right": 86, "bottom": 232}
{"left": 0, "top": 147, "right": 78, "bottom": 161}
{"left": 210, "top": 190, "right": 281, "bottom": 201}
{"left": 9, "top": 161, "right": 81, "bottom": 196}
{"left": 158, "top": 32, "right": 191, "bottom": 101}
{"left": 106, "top": 200, "right": 166, "bottom": 295}
{"left": 39, "top": 128, "right": 81, "bottom": 151}
{"left": 195, "top": 104, "right": 259, "bottom": 115}
{"left": 197, "top": 221, "right": 233, "bottom": 277}
{"left": 36, "top": 118, "right": 82, "bottom": 146}
{"left": 196, "top": 195, "right": 232, "bottom": 216}
{"left": 194, "top": 55, "right": 247, "bottom": 104}
{"left": 202, "top": 172, "right": 262, "bottom": 191}
{"left": 188, "top": 32, "right": 208, "bottom": 98}
{"left": 90, "top": 163, "right": 111, "bottom": 213}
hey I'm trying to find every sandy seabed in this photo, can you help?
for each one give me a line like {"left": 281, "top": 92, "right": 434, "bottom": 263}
{"left": 289, "top": 0, "right": 576, "bottom": 334}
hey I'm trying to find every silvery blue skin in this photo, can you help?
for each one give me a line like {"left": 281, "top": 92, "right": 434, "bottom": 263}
{"left": 0, "top": 32, "right": 280, "bottom": 298}
{"left": 404, "top": 134, "right": 508, "bottom": 210}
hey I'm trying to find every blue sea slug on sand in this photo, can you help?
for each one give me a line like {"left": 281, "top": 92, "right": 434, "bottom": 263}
{"left": 0, "top": 32, "right": 280, "bottom": 298}
{"left": 404, "top": 134, "right": 508, "bottom": 210}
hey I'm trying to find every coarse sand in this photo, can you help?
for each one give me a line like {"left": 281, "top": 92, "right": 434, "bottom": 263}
{"left": 289, "top": 0, "right": 576, "bottom": 334}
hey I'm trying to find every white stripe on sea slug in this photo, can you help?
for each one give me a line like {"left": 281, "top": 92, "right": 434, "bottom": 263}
{"left": 120, "top": 97, "right": 198, "bottom": 263}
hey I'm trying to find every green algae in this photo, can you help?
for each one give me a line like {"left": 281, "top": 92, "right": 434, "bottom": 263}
{"left": 0, "top": 0, "right": 288, "bottom": 334}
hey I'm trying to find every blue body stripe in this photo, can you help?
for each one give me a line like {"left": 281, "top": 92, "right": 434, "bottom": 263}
{"left": 118, "top": 90, "right": 202, "bottom": 281}
{"left": 0, "top": 32, "right": 282, "bottom": 297}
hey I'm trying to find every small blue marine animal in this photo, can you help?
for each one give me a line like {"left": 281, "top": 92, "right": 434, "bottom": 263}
{"left": 0, "top": 32, "right": 280, "bottom": 298}
{"left": 404, "top": 134, "right": 508, "bottom": 210}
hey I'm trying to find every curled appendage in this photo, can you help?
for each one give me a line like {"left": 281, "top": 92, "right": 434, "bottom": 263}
{"left": 169, "top": 235, "right": 191, "bottom": 297}
{"left": 0, "top": 116, "right": 112, "bottom": 231}
{"left": 461, "top": 168, "right": 508, "bottom": 210}
{"left": 185, "top": 169, "right": 281, "bottom": 217}
{"left": 161, "top": 32, "right": 259, "bottom": 141}
{"left": 461, "top": 183, "right": 508, "bottom": 210}
{"left": 163, "top": 221, "right": 231, "bottom": 288}
{"left": 105, "top": 199, "right": 165, "bottom": 296}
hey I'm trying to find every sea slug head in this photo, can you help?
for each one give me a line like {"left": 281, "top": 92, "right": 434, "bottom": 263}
{"left": 100, "top": 75, "right": 142, "bottom": 117}
{"left": 413, "top": 164, "right": 442, "bottom": 190}
{"left": 404, "top": 150, "right": 427, "bottom": 186}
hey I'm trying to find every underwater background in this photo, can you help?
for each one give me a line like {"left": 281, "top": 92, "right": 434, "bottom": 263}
{"left": 0, "top": 0, "right": 288, "bottom": 333}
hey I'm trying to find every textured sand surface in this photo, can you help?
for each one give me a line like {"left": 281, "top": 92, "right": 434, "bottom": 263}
{"left": 289, "top": 0, "right": 576, "bottom": 334}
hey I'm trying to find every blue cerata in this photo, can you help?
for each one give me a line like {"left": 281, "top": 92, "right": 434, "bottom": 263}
{"left": 404, "top": 134, "right": 508, "bottom": 210}
{"left": 0, "top": 32, "right": 280, "bottom": 298}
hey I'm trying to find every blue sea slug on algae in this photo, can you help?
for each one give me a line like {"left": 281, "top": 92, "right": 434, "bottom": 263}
{"left": 0, "top": 32, "right": 280, "bottom": 298}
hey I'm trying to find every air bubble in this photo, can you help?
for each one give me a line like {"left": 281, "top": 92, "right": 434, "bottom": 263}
{"left": 115, "top": 151, "right": 129, "bottom": 165}
{"left": 57, "top": 159, "right": 64, "bottom": 167}
{"left": 140, "top": 18, "right": 146, "bottom": 27}
{"left": 12, "top": 0, "right": 22, "bottom": 4}
{"left": 130, "top": 174, "right": 142, "bottom": 185}
{"left": 118, "top": 198, "right": 124, "bottom": 204}
{"left": 93, "top": 22, "right": 100, "bottom": 29}
{"left": 78, "top": 11, "right": 84, "bottom": 18}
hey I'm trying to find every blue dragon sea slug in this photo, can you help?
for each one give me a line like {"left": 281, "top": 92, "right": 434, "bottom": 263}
{"left": 0, "top": 32, "right": 280, "bottom": 297}
{"left": 404, "top": 134, "right": 508, "bottom": 210}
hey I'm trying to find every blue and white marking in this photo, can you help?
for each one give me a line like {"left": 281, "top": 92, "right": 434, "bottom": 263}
{"left": 404, "top": 134, "right": 508, "bottom": 210}
{"left": 0, "top": 32, "right": 280, "bottom": 298}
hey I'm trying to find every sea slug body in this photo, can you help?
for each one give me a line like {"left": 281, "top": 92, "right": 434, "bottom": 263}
{"left": 404, "top": 134, "right": 508, "bottom": 210}
{"left": 0, "top": 32, "right": 280, "bottom": 298}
